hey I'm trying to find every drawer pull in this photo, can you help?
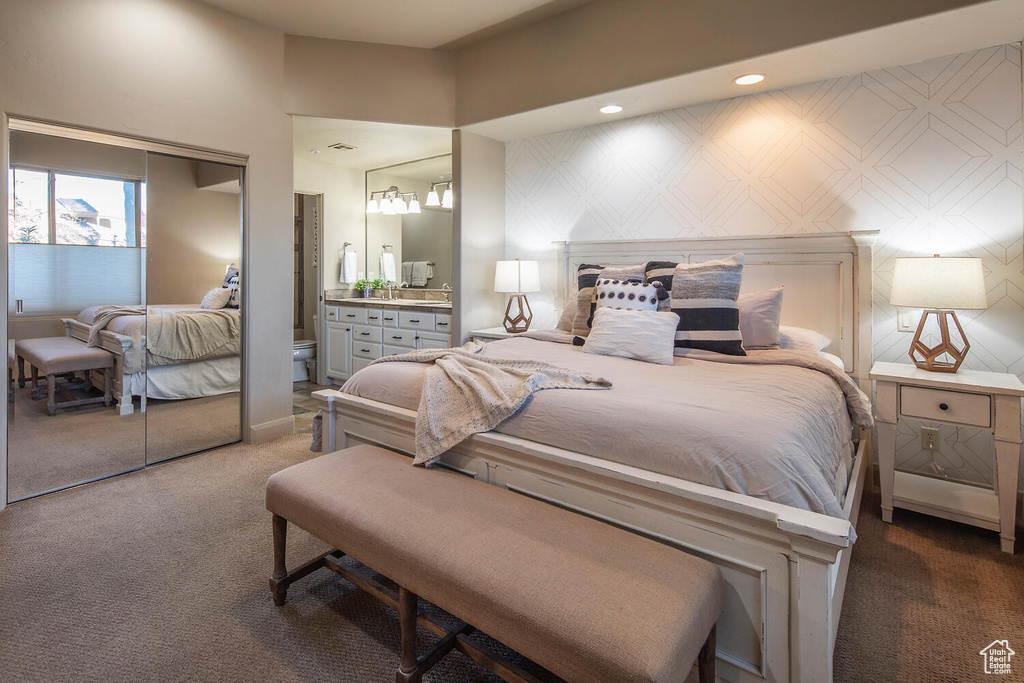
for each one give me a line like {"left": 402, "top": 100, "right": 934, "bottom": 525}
{"left": 409, "top": 319, "right": 420, "bottom": 323}
{"left": 392, "top": 335, "right": 403, "bottom": 340}
{"left": 361, "top": 348, "right": 369, "bottom": 353}
{"left": 437, "top": 322, "right": 448, "bottom": 326}
{"left": 368, "top": 315, "right": 378, "bottom": 319}
{"left": 346, "top": 314, "right": 356, "bottom": 318}
{"left": 384, "top": 317, "right": 394, "bottom": 321}
{"left": 939, "top": 403, "right": 949, "bottom": 411}
{"left": 360, "top": 332, "right": 369, "bottom": 336}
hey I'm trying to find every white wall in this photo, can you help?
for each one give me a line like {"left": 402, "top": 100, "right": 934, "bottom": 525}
{"left": 0, "top": 0, "right": 295, "bottom": 507}
{"left": 294, "top": 157, "right": 364, "bottom": 291}
{"left": 506, "top": 43, "right": 1024, "bottom": 489}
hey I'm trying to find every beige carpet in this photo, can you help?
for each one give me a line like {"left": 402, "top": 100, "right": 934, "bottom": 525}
{"left": 1, "top": 435, "right": 1021, "bottom": 682}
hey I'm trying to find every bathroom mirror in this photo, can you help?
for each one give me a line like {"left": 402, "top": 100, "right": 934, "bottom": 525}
{"left": 365, "top": 154, "right": 452, "bottom": 290}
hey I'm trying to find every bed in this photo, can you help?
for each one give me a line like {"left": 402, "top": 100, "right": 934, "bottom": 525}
{"left": 61, "top": 304, "right": 241, "bottom": 415}
{"left": 313, "top": 231, "right": 879, "bottom": 683}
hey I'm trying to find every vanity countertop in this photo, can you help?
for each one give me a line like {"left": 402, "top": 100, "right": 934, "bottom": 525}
{"left": 325, "top": 298, "right": 452, "bottom": 314}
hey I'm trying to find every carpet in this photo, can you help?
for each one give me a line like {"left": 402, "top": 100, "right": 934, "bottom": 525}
{"left": 1, "top": 435, "right": 1021, "bottom": 682}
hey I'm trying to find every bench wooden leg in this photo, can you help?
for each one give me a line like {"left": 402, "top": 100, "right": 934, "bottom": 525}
{"left": 17, "top": 355, "right": 26, "bottom": 388}
{"left": 46, "top": 374, "right": 56, "bottom": 416}
{"left": 103, "top": 368, "right": 113, "bottom": 407}
{"left": 8, "top": 367, "right": 13, "bottom": 404}
{"left": 698, "top": 624, "right": 715, "bottom": 683}
{"left": 31, "top": 366, "right": 38, "bottom": 392}
{"left": 270, "top": 514, "right": 289, "bottom": 605}
{"left": 396, "top": 587, "right": 422, "bottom": 683}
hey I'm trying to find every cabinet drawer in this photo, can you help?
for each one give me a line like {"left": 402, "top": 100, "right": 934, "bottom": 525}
{"left": 434, "top": 313, "right": 451, "bottom": 332}
{"left": 352, "top": 343, "right": 382, "bottom": 360}
{"left": 382, "top": 344, "right": 412, "bottom": 358}
{"left": 351, "top": 324, "right": 382, "bottom": 343}
{"left": 325, "top": 306, "right": 339, "bottom": 321}
{"left": 364, "top": 308, "right": 384, "bottom": 325}
{"left": 900, "top": 386, "right": 991, "bottom": 428}
{"left": 337, "top": 306, "right": 367, "bottom": 324}
{"left": 398, "top": 310, "right": 434, "bottom": 331}
{"left": 384, "top": 328, "right": 417, "bottom": 348}
{"left": 351, "top": 357, "right": 374, "bottom": 374}
{"left": 381, "top": 311, "right": 399, "bottom": 328}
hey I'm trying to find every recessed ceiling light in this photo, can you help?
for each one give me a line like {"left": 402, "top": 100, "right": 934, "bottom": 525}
{"left": 733, "top": 73, "right": 765, "bottom": 86}
{"left": 599, "top": 104, "right": 623, "bottom": 114}
{"left": 310, "top": 149, "right": 320, "bottom": 155}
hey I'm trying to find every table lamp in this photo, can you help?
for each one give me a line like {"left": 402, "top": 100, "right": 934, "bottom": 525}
{"left": 494, "top": 259, "right": 540, "bottom": 333}
{"left": 889, "top": 255, "right": 987, "bottom": 373}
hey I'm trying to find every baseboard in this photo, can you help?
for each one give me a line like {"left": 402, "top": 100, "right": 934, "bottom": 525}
{"left": 247, "top": 415, "right": 294, "bottom": 444}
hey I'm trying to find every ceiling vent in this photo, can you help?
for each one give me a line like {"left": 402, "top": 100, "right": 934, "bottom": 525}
{"left": 327, "top": 142, "right": 357, "bottom": 151}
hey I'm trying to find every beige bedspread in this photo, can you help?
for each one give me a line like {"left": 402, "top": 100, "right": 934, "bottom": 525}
{"left": 341, "top": 335, "right": 873, "bottom": 518}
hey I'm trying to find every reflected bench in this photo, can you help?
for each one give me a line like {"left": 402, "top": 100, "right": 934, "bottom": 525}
{"left": 14, "top": 337, "right": 114, "bottom": 416}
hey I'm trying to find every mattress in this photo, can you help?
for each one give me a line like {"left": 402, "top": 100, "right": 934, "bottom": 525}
{"left": 342, "top": 335, "right": 871, "bottom": 518}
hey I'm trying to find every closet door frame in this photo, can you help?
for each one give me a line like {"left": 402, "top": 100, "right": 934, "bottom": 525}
{"left": 1, "top": 115, "right": 250, "bottom": 509}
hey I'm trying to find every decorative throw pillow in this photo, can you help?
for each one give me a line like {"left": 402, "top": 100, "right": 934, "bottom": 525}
{"left": 646, "top": 254, "right": 746, "bottom": 356}
{"left": 222, "top": 263, "right": 240, "bottom": 289}
{"left": 571, "top": 263, "right": 645, "bottom": 337}
{"left": 556, "top": 291, "right": 576, "bottom": 331}
{"left": 779, "top": 326, "right": 831, "bottom": 353}
{"left": 738, "top": 286, "right": 784, "bottom": 349}
{"left": 583, "top": 308, "right": 680, "bottom": 365}
{"left": 594, "top": 279, "right": 666, "bottom": 312}
{"left": 226, "top": 284, "right": 241, "bottom": 309}
{"left": 200, "top": 287, "right": 232, "bottom": 310}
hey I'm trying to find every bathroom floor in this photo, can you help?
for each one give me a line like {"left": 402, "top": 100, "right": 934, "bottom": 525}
{"left": 292, "top": 380, "right": 332, "bottom": 434}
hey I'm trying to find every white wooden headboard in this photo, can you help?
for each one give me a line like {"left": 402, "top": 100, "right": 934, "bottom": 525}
{"left": 555, "top": 231, "right": 879, "bottom": 388}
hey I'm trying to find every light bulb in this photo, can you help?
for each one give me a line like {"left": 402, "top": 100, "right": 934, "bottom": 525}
{"left": 425, "top": 190, "right": 440, "bottom": 207}
{"left": 365, "top": 198, "right": 379, "bottom": 214}
{"left": 441, "top": 184, "right": 453, "bottom": 209}
{"left": 599, "top": 104, "right": 623, "bottom": 114}
{"left": 733, "top": 73, "right": 764, "bottom": 86}
{"left": 394, "top": 197, "right": 408, "bottom": 214}
{"left": 381, "top": 197, "right": 396, "bottom": 215}
{"left": 407, "top": 197, "right": 421, "bottom": 214}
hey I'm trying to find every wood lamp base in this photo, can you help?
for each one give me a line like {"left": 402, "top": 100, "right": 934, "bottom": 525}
{"left": 909, "top": 309, "right": 969, "bottom": 373}
{"left": 503, "top": 294, "right": 533, "bottom": 334}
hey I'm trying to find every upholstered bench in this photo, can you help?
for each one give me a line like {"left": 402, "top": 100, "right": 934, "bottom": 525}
{"left": 266, "top": 445, "right": 723, "bottom": 683}
{"left": 15, "top": 336, "right": 114, "bottom": 416}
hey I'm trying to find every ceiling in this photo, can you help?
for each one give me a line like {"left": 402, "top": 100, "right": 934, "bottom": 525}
{"left": 199, "top": 0, "right": 591, "bottom": 49}
{"left": 464, "top": 0, "right": 1024, "bottom": 141}
{"left": 373, "top": 156, "right": 453, "bottom": 184}
{"left": 294, "top": 117, "right": 451, "bottom": 171}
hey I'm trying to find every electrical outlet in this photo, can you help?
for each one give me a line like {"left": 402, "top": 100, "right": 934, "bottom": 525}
{"left": 921, "top": 427, "right": 940, "bottom": 451}
{"left": 897, "top": 309, "right": 917, "bottom": 333}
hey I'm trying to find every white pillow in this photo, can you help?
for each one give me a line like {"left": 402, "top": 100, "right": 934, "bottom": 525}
{"left": 738, "top": 286, "right": 783, "bottom": 349}
{"left": 583, "top": 307, "right": 680, "bottom": 365}
{"left": 200, "top": 287, "right": 232, "bottom": 310}
{"left": 779, "top": 326, "right": 831, "bottom": 353}
{"left": 819, "top": 351, "right": 845, "bottom": 370}
{"left": 595, "top": 278, "right": 663, "bottom": 311}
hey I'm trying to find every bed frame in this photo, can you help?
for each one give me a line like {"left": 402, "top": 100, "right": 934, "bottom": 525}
{"left": 313, "top": 231, "right": 879, "bottom": 682}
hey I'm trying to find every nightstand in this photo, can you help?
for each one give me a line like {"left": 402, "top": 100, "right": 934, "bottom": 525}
{"left": 870, "top": 361, "right": 1024, "bottom": 553}
{"left": 469, "top": 327, "right": 515, "bottom": 342}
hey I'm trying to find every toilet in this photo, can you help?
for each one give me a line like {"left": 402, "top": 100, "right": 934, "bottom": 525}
{"left": 293, "top": 315, "right": 318, "bottom": 382}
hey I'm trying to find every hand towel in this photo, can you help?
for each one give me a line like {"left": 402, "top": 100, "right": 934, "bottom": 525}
{"left": 340, "top": 251, "right": 357, "bottom": 284}
{"left": 411, "top": 260, "right": 429, "bottom": 286}
{"left": 380, "top": 252, "right": 397, "bottom": 283}
{"left": 402, "top": 261, "right": 413, "bottom": 284}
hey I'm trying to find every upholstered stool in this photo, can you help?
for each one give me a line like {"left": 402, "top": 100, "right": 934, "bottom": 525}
{"left": 7, "top": 340, "right": 16, "bottom": 403}
{"left": 15, "top": 337, "right": 114, "bottom": 416}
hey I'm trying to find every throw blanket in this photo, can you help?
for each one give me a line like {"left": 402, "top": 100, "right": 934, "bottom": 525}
{"left": 347, "top": 341, "right": 611, "bottom": 466}
{"left": 87, "top": 306, "right": 146, "bottom": 347}
{"left": 146, "top": 307, "right": 239, "bottom": 360}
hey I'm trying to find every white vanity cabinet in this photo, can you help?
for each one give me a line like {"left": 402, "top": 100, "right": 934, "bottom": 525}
{"left": 325, "top": 303, "right": 452, "bottom": 381}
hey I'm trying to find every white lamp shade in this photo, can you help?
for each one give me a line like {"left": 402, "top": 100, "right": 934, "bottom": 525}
{"left": 365, "top": 198, "right": 379, "bottom": 213}
{"left": 890, "top": 256, "right": 987, "bottom": 310}
{"left": 494, "top": 260, "right": 540, "bottom": 293}
{"left": 441, "top": 185, "right": 453, "bottom": 209}
{"left": 407, "top": 198, "right": 421, "bottom": 213}
{"left": 394, "top": 197, "right": 408, "bottom": 214}
{"left": 425, "top": 190, "right": 440, "bottom": 207}
{"left": 381, "top": 197, "right": 395, "bottom": 215}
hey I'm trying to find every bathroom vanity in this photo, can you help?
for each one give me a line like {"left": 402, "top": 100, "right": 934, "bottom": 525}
{"left": 323, "top": 298, "right": 452, "bottom": 382}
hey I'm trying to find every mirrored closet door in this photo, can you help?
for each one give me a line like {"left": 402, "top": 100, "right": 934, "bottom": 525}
{"left": 6, "top": 125, "right": 244, "bottom": 502}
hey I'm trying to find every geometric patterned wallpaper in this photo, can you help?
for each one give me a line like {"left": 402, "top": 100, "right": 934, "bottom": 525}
{"left": 506, "top": 43, "right": 1024, "bottom": 489}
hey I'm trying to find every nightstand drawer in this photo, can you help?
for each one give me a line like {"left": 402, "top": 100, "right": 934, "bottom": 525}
{"left": 900, "top": 386, "right": 991, "bottom": 428}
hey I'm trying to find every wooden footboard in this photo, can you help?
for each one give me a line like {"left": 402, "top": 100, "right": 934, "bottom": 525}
{"left": 62, "top": 318, "right": 139, "bottom": 415}
{"left": 313, "top": 389, "right": 868, "bottom": 683}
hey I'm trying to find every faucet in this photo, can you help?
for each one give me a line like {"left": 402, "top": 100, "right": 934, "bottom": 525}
{"left": 442, "top": 283, "right": 452, "bottom": 303}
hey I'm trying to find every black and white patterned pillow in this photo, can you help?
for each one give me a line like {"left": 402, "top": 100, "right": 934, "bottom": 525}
{"left": 595, "top": 279, "right": 666, "bottom": 312}
{"left": 571, "top": 263, "right": 645, "bottom": 337}
{"left": 223, "top": 263, "right": 240, "bottom": 308}
{"left": 644, "top": 253, "right": 746, "bottom": 356}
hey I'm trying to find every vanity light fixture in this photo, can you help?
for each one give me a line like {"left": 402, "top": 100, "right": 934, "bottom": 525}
{"left": 734, "top": 73, "right": 765, "bottom": 86}
{"left": 365, "top": 197, "right": 379, "bottom": 213}
{"left": 441, "top": 183, "right": 453, "bottom": 209}
{"left": 425, "top": 186, "right": 440, "bottom": 207}
{"left": 425, "top": 181, "right": 453, "bottom": 209}
{"left": 366, "top": 185, "right": 422, "bottom": 215}
{"left": 599, "top": 104, "right": 623, "bottom": 114}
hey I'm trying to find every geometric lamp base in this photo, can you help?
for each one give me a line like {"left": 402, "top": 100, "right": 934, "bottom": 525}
{"left": 503, "top": 294, "right": 533, "bottom": 334}
{"left": 909, "top": 309, "right": 969, "bottom": 373}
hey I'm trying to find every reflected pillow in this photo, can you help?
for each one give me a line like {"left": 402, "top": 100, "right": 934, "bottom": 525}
{"left": 222, "top": 263, "right": 240, "bottom": 289}
{"left": 200, "top": 287, "right": 232, "bottom": 310}
{"left": 583, "top": 308, "right": 680, "bottom": 365}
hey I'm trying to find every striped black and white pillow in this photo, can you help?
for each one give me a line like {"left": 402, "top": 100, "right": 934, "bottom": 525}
{"left": 645, "top": 254, "right": 746, "bottom": 356}
{"left": 571, "top": 263, "right": 645, "bottom": 337}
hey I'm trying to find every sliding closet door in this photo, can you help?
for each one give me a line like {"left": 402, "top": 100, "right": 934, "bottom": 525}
{"left": 143, "top": 153, "right": 242, "bottom": 464}
{"left": 6, "top": 130, "right": 147, "bottom": 501}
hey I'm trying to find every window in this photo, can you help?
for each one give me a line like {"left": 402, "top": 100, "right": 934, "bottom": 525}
{"left": 8, "top": 167, "right": 143, "bottom": 247}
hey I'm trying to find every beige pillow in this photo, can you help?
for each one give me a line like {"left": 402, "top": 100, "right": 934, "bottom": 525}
{"left": 571, "top": 264, "right": 645, "bottom": 337}
{"left": 556, "top": 291, "right": 576, "bottom": 331}
{"left": 583, "top": 308, "right": 680, "bottom": 365}
{"left": 738, "top": 286, "right": 784, "bottom": 349}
